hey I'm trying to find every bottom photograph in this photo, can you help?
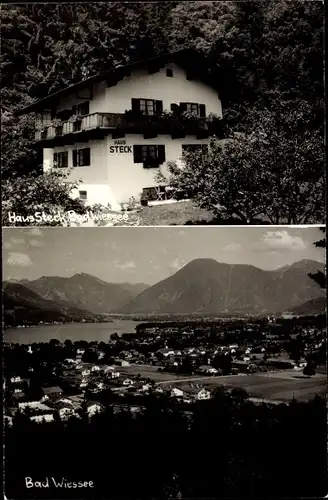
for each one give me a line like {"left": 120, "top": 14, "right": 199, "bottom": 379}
{"left": 3, "top": 226, "right": 327, "bottom": 499}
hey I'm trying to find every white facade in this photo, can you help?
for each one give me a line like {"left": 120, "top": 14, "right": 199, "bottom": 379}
{"left": 39, "top": 61, "right": 222, "bottom": 207}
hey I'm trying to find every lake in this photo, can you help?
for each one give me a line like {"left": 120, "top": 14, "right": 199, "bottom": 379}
{"left": 4, "top": 320, "right": 142, "bottom": 345}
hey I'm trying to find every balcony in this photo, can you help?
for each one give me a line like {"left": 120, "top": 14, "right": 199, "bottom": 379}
{"left": 35, "top": 112, "right": 226, "bottom": 145}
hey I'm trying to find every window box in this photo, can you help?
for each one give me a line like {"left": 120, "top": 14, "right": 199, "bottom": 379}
{"left": 133, "top": 145, "right": 166, "bottom": 167}
{"left": 180, "top": 102, "right": 206, "bottom": 118}
{"left": 55, "top": 126, "right": 63, "bottom": 137}
{"left": 131, "top": 98, "right": 163, "bottom": 116}
{"left": 73, "top": 120, "right": 82, "bottom": 132}
{"left": 143, "top": 159, "right": 160, "bottom": 169}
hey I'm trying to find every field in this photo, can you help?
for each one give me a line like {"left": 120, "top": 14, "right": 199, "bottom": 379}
{"left": 119, "top": 364, "right": 194, "bottom": 382}
{"left": 120, "top": 364, "right": 326, "bottom": 403}
{"left": 197, "top": 371, "right": 326, "bottom": 403}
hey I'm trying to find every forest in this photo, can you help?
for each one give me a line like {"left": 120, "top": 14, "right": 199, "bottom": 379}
{"left": 1, "top": 1, "right": 324, "bottom": 224}
{"left": 5, "top": 390, "right": 327, "bottom": 498}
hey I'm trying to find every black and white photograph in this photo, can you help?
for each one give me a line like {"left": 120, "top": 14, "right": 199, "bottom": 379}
{"left": 1, "top": 1, "right": 327, "bottom": 499}
{"left": 1, "top": 1, "right": 325, "bottom": 226}
{"left": 3, "top": 226, "right": 327, "bottom": 498}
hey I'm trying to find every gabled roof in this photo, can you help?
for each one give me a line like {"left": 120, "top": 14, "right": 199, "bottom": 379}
{"left": 15, "top": 48, "right": 218, "bottom": 116}
{"left": 42, "top": 386, "right": 63, "bottom": 394}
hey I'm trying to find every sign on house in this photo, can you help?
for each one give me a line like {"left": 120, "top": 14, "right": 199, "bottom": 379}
{"left": 109, "top": 140, "right": 132, "bottom": 153}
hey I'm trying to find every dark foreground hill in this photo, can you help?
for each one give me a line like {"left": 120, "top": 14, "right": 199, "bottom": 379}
{"left": 3, "top": 282, "right": 105, "bottom": 326}
{"left": 287, "top": 297, "right": 327, "bottom": 316}
{"left": 118, "top": 258, "right": 325, "bottom": 315}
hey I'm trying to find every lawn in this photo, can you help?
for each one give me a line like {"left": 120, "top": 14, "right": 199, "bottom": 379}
{"left": 110, "top": 200, "right": 282, "bottom": 226}
{"left": 114, "top": 200, "right": 215, "bottom": 226}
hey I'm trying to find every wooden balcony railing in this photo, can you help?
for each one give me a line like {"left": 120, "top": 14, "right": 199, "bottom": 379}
{"left": 35, "top": 112, "right": 225, "bottom": 142}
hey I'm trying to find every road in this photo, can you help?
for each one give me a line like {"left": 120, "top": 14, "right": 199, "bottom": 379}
{"left": 154, "top": 374, "right": 246, "bottom": 385}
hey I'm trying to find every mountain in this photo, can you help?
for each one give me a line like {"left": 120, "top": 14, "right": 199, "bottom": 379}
{"left": 118, "top": 258, "right": 325, "bottom": 315}
{"left": 287, "top": 297, "right": 326, "bottom": 316}
{"left": 13, "top": 273, "right": 149, "bottom": 314}
{"left": 3, "top": 282, "right": 104, "bottom": 326}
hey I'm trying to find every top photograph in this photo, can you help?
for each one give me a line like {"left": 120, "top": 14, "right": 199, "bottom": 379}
{"left": 1, "top": 1, "right": 325, "bottom": 227}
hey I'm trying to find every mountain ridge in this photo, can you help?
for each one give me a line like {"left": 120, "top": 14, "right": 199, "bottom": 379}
{"left": 7, "top": 274, "right": 149, "bottom": 314}
{"left": 117, "top": 258, "right": 325, "bottom": 315}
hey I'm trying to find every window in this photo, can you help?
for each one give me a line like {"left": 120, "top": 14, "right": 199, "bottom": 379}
{"left": 131, "top": 98, "right": 163, "bottom": 116}
{"left": 133, "top": 145, "right": 166, "bottom": 167}
{"left": 53, "top": 151, "right": 68, "bottom": 168}
{"left": 166, "top": 68, "right": 173, "bottom": 77}
{"left": 180, "top": 103, "right": 206, "bottom": 118}
{"left": 79, "top": 191, "right": 87, "bottom": 200}
{"left": 73, "top": 148, "right": 90, "bottom": 167}
{"left": 182, "top": 144, "right": 208, "bottom": 154}
{"left": 57, "top": 109, "right": 71, "bottom": 121}
{"left": 76, "top": 102, "right": 89, "bottom": 116}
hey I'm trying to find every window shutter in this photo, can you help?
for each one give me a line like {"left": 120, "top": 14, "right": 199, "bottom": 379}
{"left": 133, "top": 145, "right": 143, "bottom": 163}
{"left": 131, "top": 99, "right": 140, "bottom": 113}
{"left": 155, "top": 100, "right": 163, "bottom": 115}
{"left": 64, "top": 151, "right": 69, "bottom": 168}
{"left": 84, "top": 148, "right": 90, "bottom": 166}
{"left": 199, "top": 104, "right": 206, "bottom": 118}
{"left": 158, "top": 145, "right": 166, "bottom": 164}
{"left": 180, "top": 102, "right": 187, "bottom": 112}
{"left": 73, "top": 150, "right": 78, "bottom": 167}
{"left": 53, "top": 152, "right": 58, "bottom": 167}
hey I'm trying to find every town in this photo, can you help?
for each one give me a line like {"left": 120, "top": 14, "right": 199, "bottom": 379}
{"left": 4, "top": 315, "right": 326, "bottom": 426}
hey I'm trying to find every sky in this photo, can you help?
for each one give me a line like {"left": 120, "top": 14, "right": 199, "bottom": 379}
{"left": 2, "top": 227, "right": 325, "bottom": 285}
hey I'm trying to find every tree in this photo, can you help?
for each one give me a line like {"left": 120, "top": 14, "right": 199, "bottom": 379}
{"left": 303, "top": 362, "right": 316, "bottom": 377}
{"left": 2, "top": 168, "right": 88, "bottom": 226}
{"left": 309, "top": 228, "right": 326, "bottom": 289}
{"left": 160, "top": 101, "right": 324, "bottom": 224}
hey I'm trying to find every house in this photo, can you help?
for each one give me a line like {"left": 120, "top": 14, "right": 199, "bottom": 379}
{"left": 30, "top": 414, "right": 55, "bottom": 423}
{"left": 86, "top": 403, "right": 103, "bottom": 417}
{"left": 19, "top": 401, "right": 49, "bottom": 411}
{"left": 140, "top": 383, "right": 152, "bottom": 392}
{"left": 122, "top": 378, "right": 134, "bottom": 386}
{"left": 64, "top": 358, "right": 77, "bottom": 364}
{"left": 42, "top": 386, "right": 63, "bottom": 396}
{"left": 15, "top": 49, "right": 224, "bottom": 207}
{"left": 171, "top": 388, "right": 184, "bottom": 398}
{"left": 105, "top": 366, "right": 120, "bottom": 378}
{"left": 197, "top": 388, "right": 211, "bottom": 400}
{"left": 58, "top": 407, "right": 76, "bottom": 419}
{"left": 115, "top": 359, "right": 130, "bottom": 367}
{"left": 158, "top": 348, "right": 175, "bottom": 358}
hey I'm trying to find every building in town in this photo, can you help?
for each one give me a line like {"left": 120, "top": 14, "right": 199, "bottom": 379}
{"left": 16, "top": 49, "right": 225, "bottom": 207}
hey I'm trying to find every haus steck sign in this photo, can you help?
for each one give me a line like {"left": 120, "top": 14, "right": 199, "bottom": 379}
{"left": 109, "top": 139, "right": 132, "bottom": 154}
